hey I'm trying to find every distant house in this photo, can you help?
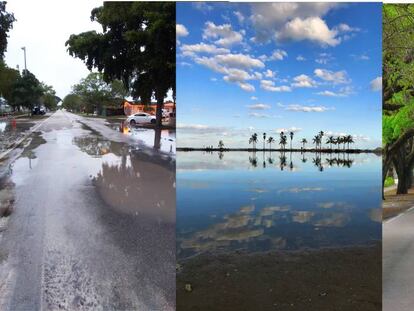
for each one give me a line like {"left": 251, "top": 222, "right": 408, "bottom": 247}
{"left": 123, "top": 100, "right": 175, "bottom": 116}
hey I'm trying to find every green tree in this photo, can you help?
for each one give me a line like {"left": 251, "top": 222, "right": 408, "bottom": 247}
{"left": 40, "top": 83, "right": 58, "bottom": 111}
{"left": 0, "top": 1, "right": 15, "bottom": 59}
{"left": 218, "top": 140, "right": 224, "bottom": 149}
{"left": 10, "top": 70, "right": 43, "bottom": 111}
{"left": 0, "top": 60, "right": 19, "bottom": 102}
{"left": 73, "top": 72, "right": 126, "bottom": 115}
{"left": 326, "top": 136, "right": 335, "bottom": 150}
{"left": 289, "top": 131, "right": 294, "bottom": 149}
{"left": 301, "top": 138, "right": 307, "bottom": 149}
{"left": 267, "top": 136, "right": 275, "bottom": 149}
{"left": 66, "top": 2, "right": 175, "bottom": 127}
{"left": 62, "top": 93, "right": 83, "bottom": 112}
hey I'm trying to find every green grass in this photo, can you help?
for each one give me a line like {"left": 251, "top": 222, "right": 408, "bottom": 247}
{"left": 385, "top": 176, "right": 395, "bottom": 187}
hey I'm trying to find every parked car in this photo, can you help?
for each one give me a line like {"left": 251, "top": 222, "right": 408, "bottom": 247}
{"left": 32, "top": 106, "right": 46, "bottom": 115}
{"left": 127, "top": 112, "right": 156, "bottom": 125}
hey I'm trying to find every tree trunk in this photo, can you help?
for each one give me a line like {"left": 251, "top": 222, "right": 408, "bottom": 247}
{"left": 156, "top": 95, "right": 164, "bottom": 128}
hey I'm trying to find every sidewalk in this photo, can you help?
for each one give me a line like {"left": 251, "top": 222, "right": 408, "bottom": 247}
{"left": 383, "top": 186, "right": 414, "bottom": 220}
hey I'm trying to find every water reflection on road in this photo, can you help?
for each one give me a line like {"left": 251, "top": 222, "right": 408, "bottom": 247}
{"left": 72, "top": 131, "right": 175, "bottom": 223}
{"left": 177, "top": 151, "right": 381, "bottom": 259}
{"left": 107, "top": 121, "right": 175, "bottom": 154}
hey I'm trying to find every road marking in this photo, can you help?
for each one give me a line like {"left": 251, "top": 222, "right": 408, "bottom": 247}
{"left": 0, "top": 114, "right": 52, "bottom": 161}
{"left": 384, "top": 206, "right": 414, "bottom": 225}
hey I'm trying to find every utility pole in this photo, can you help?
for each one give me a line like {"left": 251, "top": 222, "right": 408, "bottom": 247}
{"left": 21, "top": 47, "right": 27, "bottom": 71}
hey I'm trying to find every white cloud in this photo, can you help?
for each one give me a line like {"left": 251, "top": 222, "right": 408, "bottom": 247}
{"left": 250, "top": 3, "right": 337, "bottom": 42}
{"left": 233, "top": 11, "right": 245, "bottom": 23}
{"left": 315, "top": 53, "right": 334, "bottom": 64}
{"left": 181, "top": 43, "right": 229, "bottom": 56}
{"left": 176, "top": 24, "right": 189, "bottom": 38}
{"left": 193, "top": 2, "right": 213, "bottom": 12}
{"left": 317, "top": 86, "right": 354, "bottom": 97}
{"left": 270, "top": 49, "right": 288, "bottom": 60}
{"left": 247, "top": 103, "right": 271, "bottom": 110}
{"left": 238, "top": 82, "right": 255, "bottom": 92}
{"left": 314, "top": 69, "right": 350, "bottom": 84}
{"left": 296, "top": 55, "right": 306, "bottom": 61}
{"left": 203, "top": 21, "right": 243, "bottom": 47}
{"left": 335, "top": 23, "right": 360, "bottom": 33}
{"left": 370, "top": 76, "right": 382, "bottom": 92}
{"left": 291, "top": 74, "right": 317, "bottom": 88}
{"left": 283, "top": 104, "right": 334, "bottom": 112}
{"left": 250, "top": 96, "right": 258, "bottom": 100}
{"left": 276, "top": 17, "right": 340, "bottom": 47}
{"left": 264, "top": 69, "right": 275, "bottom": 78}
{"left": 214, "top": 53, "right": 265, "bottom": 69}
{"left": 276, "top": 126, "right": 302, "bottom": 133}
{"left": 177, "top": 123, "right": 229, "bottom": 134}
{"left": 260, "top": 80, "right": 291, "bottom": 92}
{"left": 249, "top": 112, "right": 270, "bottom": 118}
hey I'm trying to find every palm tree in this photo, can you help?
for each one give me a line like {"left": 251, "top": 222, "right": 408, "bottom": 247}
{"left": 319, "top": 131, "right": 324, "bottom": 139}
{"left": 289, "top": 131, "right": 294, "bottom": 150}
{"left": 301, "top": 138, "right": 307, "bottom": 149}
{"left": 249, "top": 133, "right": 258, "bottom": 149}
{"left": 326, "top": 136, "right": 335, "bottom": 150}
{"left": 341, "top": 135, "right": 347, "bottom": 150}
{"left": 263, "top": 132, "right": 266, "bottom": 150}
{"left": 312, "top": 135, "right": 320, "bottom": 150}
{"left": 267, "top": 136, "right": 275, "bottom": 149}
{"left": 218, "top": 140, "right": 224, "bottom": 150}
{"left": 252, "top": 133, "right": 258, "bottom": 149}
{"left": 279, "top": 132, "right": 287, "bottom": 150}
{"left": 346, "top": 135, "right": 354, "bottom": 150}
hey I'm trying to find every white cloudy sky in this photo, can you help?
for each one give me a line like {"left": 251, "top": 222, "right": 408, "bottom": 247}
{"left": 4, "top": 0, "right": 103, "bottom": 99}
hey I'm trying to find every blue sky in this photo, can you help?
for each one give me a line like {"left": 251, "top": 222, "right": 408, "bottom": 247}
{"left": 176, "top": 2, "right": 382, "bottom": 149}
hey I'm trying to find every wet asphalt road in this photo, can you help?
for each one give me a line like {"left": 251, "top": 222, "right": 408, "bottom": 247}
{"left": 0, "top": 110, "right": 175, "bottom": 310}
{"left": 383, "top": 208, "right": 414, "bottom": 311}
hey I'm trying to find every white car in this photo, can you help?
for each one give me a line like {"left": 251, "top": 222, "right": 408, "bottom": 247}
{"left": 127, "top": 112, "right": 156, "bottom": 125}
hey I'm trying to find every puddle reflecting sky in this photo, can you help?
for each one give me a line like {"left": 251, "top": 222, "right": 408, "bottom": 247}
{"left": 107, "top": 121, "right": 175, "bottom": 153}
{"left": 177, "top": 151, "right": 381, "bottom": 259}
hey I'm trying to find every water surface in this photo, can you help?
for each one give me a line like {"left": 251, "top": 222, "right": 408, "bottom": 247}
{"left": 177, "top": 151, "right": 381, "bottom": 259}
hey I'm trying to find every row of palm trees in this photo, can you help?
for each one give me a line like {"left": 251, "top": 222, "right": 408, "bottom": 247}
{"left": 247, "top": 131, "right": 355, "bottom": 150}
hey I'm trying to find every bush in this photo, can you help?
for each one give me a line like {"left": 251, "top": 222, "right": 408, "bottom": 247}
{"left": 385, "top": 176, "right": 395, "bottom": 187}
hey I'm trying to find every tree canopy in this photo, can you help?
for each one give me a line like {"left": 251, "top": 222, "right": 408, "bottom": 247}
{"left": 66, "top": 2, "right": 175, "bottom": 126}
{"left": 0, "top": 1, "right": 15, "bottom": 59}
{"left": 10, "top": 70, "right": 43, "bottom": 111}
{"left": 72, "top": 72, "right": 127, "bottom": 114}
{"left": 383, "top": 4, "right": 414, "bottom": 195}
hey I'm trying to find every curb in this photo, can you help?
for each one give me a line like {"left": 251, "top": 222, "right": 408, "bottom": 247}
{"left": 383, "top": 205, "right": 414, "bottom": 225}
{"left": 0, "top": 115, "right": 51, "bottom": 162}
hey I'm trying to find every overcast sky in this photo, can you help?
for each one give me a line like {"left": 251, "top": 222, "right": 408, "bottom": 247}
{"left": 4, "top": 0, "right": 103, "bottom": 99}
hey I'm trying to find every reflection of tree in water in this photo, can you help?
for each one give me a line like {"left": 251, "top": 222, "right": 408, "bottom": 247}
{"left": 93, "top": 150, "right": 175, "bottom": 223}
{"left": 313, "top": 156, "right": 324, "bottom": 172}
{"left": 279, "top": 153, "right": 287, "bottom": 170}
{"left": 249, "top": 155, "right": 258, "bottom": 167}
{"left": 73, "top": 135, "right": 127, "bottom": 157}
{"left": 73, "top": 134, "right": 175, "bottom": 223}
{"left": 218, "top": 151, "right": 224, "bottom": 160}
{"left": 301, "top": 153, "right": 307, "bottom": 163}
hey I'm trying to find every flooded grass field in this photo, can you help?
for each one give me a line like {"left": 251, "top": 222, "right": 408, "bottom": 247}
{"left": 176, "top": 151, "right": 382, "bottom": 311}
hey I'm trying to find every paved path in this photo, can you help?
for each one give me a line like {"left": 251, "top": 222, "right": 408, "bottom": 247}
{"left": 383, "top": 205, "right": 414, "bottom": 311}
{"left": 0, "top": 110, "right": 175, "bottom": 310}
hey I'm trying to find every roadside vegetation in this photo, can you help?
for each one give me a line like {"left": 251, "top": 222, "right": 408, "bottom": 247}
{"left": 383, "top": 4, "right": 414, "bottom": 196}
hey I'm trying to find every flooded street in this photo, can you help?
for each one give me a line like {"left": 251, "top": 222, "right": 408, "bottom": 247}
{"left": 0, "top": 110, "right": 175, "bottom": 310}
{"left": 176, "top": 151, "right": 381, "bottom": 311}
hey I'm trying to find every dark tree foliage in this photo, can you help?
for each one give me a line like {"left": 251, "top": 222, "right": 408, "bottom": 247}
{"left": 66, "top": 2, "right": 175, "bottom": 127}
{"left": 0, "top": 1, "right": 15, "bottom": 58}
{"left": 10, "top": 70, "right": 43, "bottom": 111}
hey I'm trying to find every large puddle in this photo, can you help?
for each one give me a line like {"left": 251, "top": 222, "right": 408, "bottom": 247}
{"left": 106, "top": 120, "right": 175, "bottom": 154}
{"left": 177, "top": 151, "right": 381, "bottom": 259}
